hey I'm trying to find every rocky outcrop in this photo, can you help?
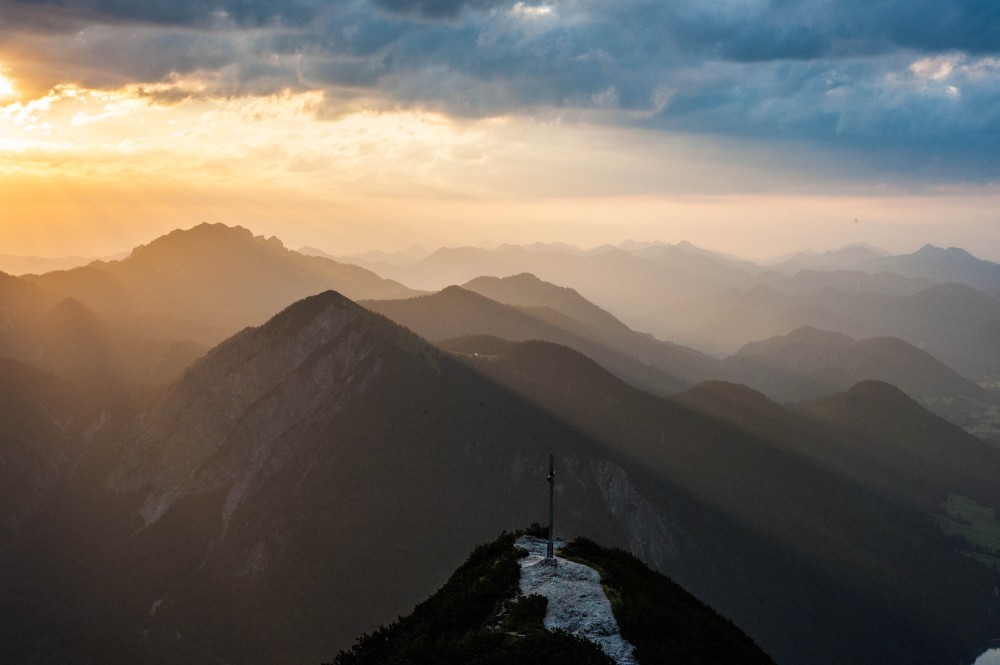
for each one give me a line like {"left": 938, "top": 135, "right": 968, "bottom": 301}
{"left": 517, "top": 535, "right": 638, "bottom": 665}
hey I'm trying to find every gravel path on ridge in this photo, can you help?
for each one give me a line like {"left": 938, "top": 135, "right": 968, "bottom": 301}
{"left": 516, "top": 535, "right": 638, "bottom": 665}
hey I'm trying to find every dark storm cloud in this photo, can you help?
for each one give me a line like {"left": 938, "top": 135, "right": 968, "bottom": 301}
{"left": 372, "top": 0, "right": 520, "bottom": 20}
{"left": 2, "top": 0, "right": 998, "bottom": 180}
{"left": 2, "top": 0, "right": 327, "bottom": 28}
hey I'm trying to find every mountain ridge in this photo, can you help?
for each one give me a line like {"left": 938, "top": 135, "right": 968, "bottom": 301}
{"left": 24, "top": 223, "right": 420, "bottom": 346}
{"left": 364, "top": 285, "right": 692, "bottom": 395}
{"left": 330, "top": 530, "right": 774, "bottom": 665}
{"left": 725, "top": 325, "right": 991, "bottom": 402}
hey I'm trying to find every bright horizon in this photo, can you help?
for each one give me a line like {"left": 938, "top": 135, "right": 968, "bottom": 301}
{"left": 1, "top": 2, "right": 998, "bottom": 262}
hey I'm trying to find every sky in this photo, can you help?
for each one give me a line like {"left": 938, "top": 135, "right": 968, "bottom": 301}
{"left": 0, "top": 0, "right": 998, "bottom": 261}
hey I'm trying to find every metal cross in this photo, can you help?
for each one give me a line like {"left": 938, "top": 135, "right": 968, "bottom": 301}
{"left": 546, "top": 454, "right": 555, "bottom": 559}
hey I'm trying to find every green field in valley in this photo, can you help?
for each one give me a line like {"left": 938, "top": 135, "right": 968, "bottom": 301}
{"left": 937, "top": 493, "right": 1000, "bottom": 569}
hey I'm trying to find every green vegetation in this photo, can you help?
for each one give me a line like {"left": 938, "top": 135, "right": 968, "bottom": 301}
{"left": 560, "top": 538, "right": 774, "bottom": 665}
{"left": 328, "top": 531, "right": 613, "bottom": 665}
{"left": 937, "top": 493, "right": 1000, "bottom": 569}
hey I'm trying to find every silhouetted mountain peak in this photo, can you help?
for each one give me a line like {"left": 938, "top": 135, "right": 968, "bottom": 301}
{"left": 255, "top": 289, "right": 358, "bottom": 340}
{"left": 425, "top": 246, "right": 492, "bottom": 261}
{"left": 771, "top": 243, "right": 889, "bottom": 273}
{"left": 860, "top": 245, "right": 1000, "bottom": 293}
{"left": 774, "top": 326, "right": 854, "bottom": 347}
{"left": 433, "top": 284, "right": 497, "bottom": 306}
{"left": 801, "top": 380, "right": 937, "bottom": 428}
{"left": 46, "top": 297, "right": 97, "bottom": 325}
{"left": 112, "top": 289, "right": 423, "bottom": 498}
{"left": 438, "top": 283, "right": 475, "bottom": 295}
{"left": 127, "top": 223, "right": 282, "bottom": 261}
{"left": 842, "top": 379, "right": 912, "bottom": 402}
{"left": 912, "top": 244, "right": 972, "bottom": 259}
{"left": 913, "top": 280, "right": 990, "bottom": 302}
{"left": 487, "top": 271, "right": 544, "bottom": 286}
{"left": 677, "top": 380, "right": 778, "bottom": 411}
{"left": 727, "top": 323, "right": 990, "bottom": 403}
{"left": 465, "top": 272, "right": 583, "bottom": 298}
{"left": 460, "top": 273, "right": 629, "bottom": 335}
{"left": 19, "top": 225, "right": 419, "bottom": 347}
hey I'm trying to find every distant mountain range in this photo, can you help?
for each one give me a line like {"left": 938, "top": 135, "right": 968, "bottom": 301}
{"left": 865, "top": 244, "right": 1000, "bottom": 294}
{"left": 353, "top": 243, "right": 757, "bottom": 317}
{"left": 640, "top": 281, "right": 1000, "bottom": 380}
{"left": 0, "top": 271, "right": 206, "bottom": 386}
{"left": 461, "top": 273, "right": 722, "bottom": 384}
{"left": 341, "top": 241, "right": 1000, "bottom": 384}
{"left": 0, "top": 224, "right": 421, "bottom": 388}
{"left": 10, "top": 230, "right": 997, "bottom": 384}
{"left": 364, "top": 279, "right": 716, "bottom": 395}
{"left": 769, "top": 242, "right": 890, "bottom": 273}
{"left": 0, "top": 252, "right": 128, "bottom": 276}
{"left": 724, "top": 325, "right": 991, "bottom": 403}
{"left": 367, "top": 272, "right": 994, "bottom": 433}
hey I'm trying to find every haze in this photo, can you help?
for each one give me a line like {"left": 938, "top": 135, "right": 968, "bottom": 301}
{"left": 1, "top": 1, "right": 998, "bottom": 260}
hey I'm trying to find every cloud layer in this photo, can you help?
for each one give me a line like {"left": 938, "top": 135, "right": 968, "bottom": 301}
{"left": 2, "top": 0, "right": 998, "bottom": 181}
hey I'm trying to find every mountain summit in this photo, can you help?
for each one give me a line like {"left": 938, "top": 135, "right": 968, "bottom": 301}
{"left": 330, "top": 530, "right": 773, "bottom": 665}
{"left": 26, "top": 223, "right": 419, "bottom": 345}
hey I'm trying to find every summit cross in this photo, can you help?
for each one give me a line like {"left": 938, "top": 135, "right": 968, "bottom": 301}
{"left": 546, "top": 454, "right": 555, "bottom": 559}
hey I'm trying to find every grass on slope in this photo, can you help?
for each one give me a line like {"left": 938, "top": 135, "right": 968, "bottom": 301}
{"left": 559, "top": 537, "right": 775, "bottom": 665}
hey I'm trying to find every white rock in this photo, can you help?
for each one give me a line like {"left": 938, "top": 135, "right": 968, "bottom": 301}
{"left": 516, "top": 535, "right": 638, "bottom": 665}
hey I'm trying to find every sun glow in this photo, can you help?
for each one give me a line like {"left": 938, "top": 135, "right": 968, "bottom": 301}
{"left": 0, "top": 72, "right": 15, "bottom": 99}
{"left": 0, "top": 69, "right": 998, "bottom": 261}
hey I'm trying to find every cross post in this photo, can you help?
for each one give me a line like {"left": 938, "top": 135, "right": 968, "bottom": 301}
{"left": 546, "top": 454, "right": 555, "bottom": 559}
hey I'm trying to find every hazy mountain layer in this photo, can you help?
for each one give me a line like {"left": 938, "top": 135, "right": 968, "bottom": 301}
{"left": 461, "top": 273, "right": 721, "bottom": 384}
{"left": 364, "top": 286, "right": 691, "bottom": 395}
{"left": 639, "top": 282, "right": 1000, "bottom": 379}
{"left": 371, "top": 239, "right": 1000, "bottom": 318}
{"left": 0, "top": 358, "right": 110, "bottom": 550}
{"left": 380, "top": 245, "right": 757, "bottom": 318}
{"left": 0, "top": 272, "right": 206, "bottom": 386}
{"left": 770, "top": 243, "right": 889, "bottom": 273}
{"left": 0, "top": 253, "right": 122, "bottom": 276}
{"left": 863, "top": 244, "right": 1000, "bottom": 293}
{"left": 24, "top": 223, "right": 419, "bottom": 346}
{"left": 725, "top": 325, "right": 991, "bottom": 403}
